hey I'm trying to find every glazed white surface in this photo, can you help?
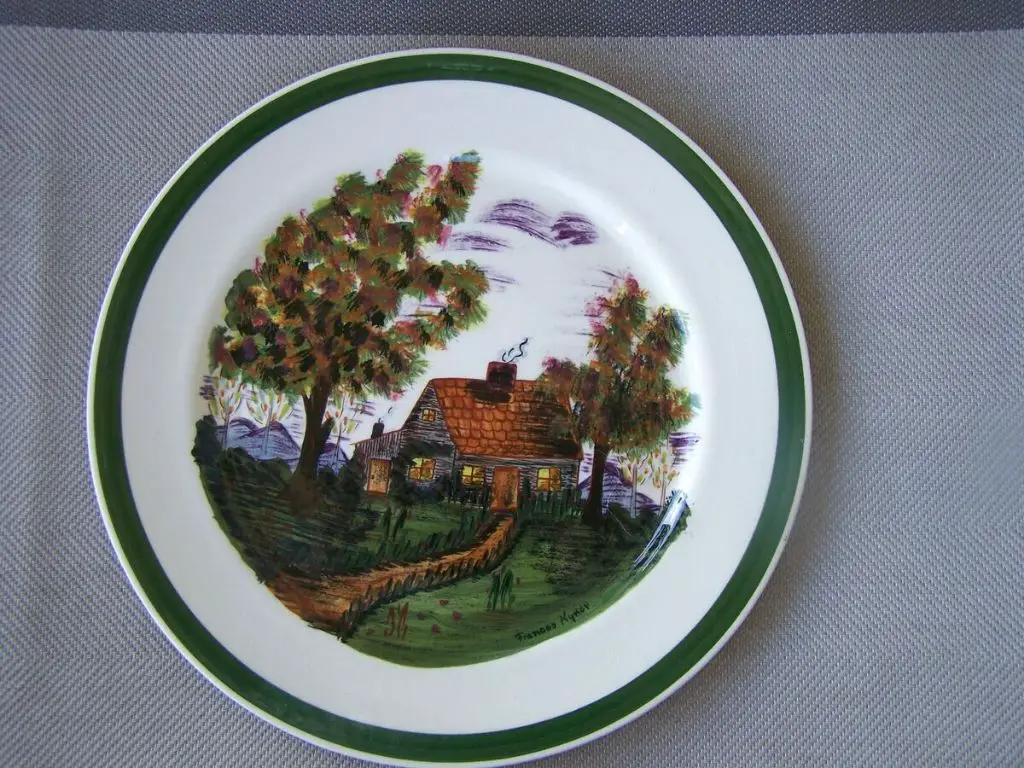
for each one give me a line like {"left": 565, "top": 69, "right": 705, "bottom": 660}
{"left": 118, "top": 77, "right": 777, "bottom": 735}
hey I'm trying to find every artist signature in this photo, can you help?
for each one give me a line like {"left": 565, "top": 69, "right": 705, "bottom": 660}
{"left": 514, "top": 602, "right": 590, "bottom": 642}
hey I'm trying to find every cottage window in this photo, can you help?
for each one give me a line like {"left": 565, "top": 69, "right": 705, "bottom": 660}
{"left": 461, "top": 465, "right": 485, "bottom": 487}
{"left": 537, "top": 467, "right": 561, "bottom": 492}
{"left": 420, "top": 408, "right": 437, "bottom": 422}
{"left": 409, "top": 457, "right": 435, "bottom": 481}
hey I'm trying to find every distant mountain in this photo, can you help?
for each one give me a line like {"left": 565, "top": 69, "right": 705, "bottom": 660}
{"left": 578, "top": 458, "right": 658, "bottom": 516}
{"left": 318, "top": 439, "right": 350, "bottom": 473}
{"left": 215, "top": 418, "right": 348, "bottom": 472}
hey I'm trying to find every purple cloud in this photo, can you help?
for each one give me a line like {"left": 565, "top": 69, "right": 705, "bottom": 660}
{"left": 482, "top": 199, "right": 552, "bottom": 242}
{"left": 480, "top": 199, "right": 598, "bottom": 248}
{"left": 447, "top": 231, "right": 509, "bottom": 252}
{"left": 552, "top": 213, "right": 598, "bottom": 246}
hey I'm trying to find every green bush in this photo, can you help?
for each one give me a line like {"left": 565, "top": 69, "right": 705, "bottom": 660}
{"left": 192, "top": 417, "right": 508, "bottom": 583}
{"left": 605, "top": 504, "right": 648, "bottom": 546}
{"left": 526, "top": 519, "right": 626, "bottom": 597}
{"left": 521, "top": 488, "right": 583, "bottom": 519}
{"left": 192, "top": 417, "right": 376, "bottom": 582}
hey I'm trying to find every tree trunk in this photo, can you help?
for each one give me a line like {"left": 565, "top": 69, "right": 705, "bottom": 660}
{"left": 291, "top": 383, "right": 334, "bottom": 506}
{"left": 582, "top": 443, "right": 610, "bottom": 528}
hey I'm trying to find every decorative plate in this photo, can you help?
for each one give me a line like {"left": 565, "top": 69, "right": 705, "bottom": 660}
{"left": 88, "top": 50, "right": 810, "bottom": 766}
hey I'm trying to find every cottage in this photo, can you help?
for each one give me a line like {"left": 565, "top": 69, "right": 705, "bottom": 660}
{"left": 351, "top": 361, "right": 582, "bottom": 511}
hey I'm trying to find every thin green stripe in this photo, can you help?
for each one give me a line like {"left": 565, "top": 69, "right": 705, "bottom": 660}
{"left": 92, "top": 52, "right": 807, "bottom": 763}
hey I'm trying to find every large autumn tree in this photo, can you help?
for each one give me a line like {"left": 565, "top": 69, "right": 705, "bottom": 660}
{"left": 209, "top": 150, "right": 489, "bottom": 494}
{"left": 539, "top": 275, "right": 695, "bottom": 528}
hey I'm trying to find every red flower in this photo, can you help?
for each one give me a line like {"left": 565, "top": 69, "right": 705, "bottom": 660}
{"left": 452, "top": 611, "right": 462, "bottom": 621}
{"left": 399, "top": 191, "right": 413, "bottom": 216}
{"left": 431, "top": 624, "right": 441, "bottom": 634}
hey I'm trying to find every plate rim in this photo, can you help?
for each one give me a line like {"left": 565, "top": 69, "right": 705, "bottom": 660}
{"left": 87, "top": 47, "right": 812, "bottom": 766}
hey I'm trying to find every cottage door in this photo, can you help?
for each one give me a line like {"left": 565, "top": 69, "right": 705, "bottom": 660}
{"left": 491, "top": 467, "right": 519, "bottom": 512}
{"left": 367, "top": 459, "right": 391, "bottom": 494}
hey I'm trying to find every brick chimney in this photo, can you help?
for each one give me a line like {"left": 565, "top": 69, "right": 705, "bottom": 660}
{"left": 486, "top": 361, "right": 517, "bottom": 392}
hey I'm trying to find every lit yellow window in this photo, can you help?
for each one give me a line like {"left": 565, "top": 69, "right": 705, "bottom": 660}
{"left": 537, "top": 467, "right": 561, "bottom": 492}
{"left": 409, "top": 457, "right": 435, "bottom": 481}
{"left": 461, "top": 465, "right": 485, "bottom": 487}
{"left": 421, "top": 408, "right": 437, "bottom": 422}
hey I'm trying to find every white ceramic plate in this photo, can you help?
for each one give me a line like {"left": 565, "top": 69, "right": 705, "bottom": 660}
{"left": 88, "top": 49, "right": 811, "bottom": 766}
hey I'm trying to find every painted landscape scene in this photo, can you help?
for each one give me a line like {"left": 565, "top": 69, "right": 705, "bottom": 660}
{"left": 192, "top": 150, "right": 699, "bottom": 667}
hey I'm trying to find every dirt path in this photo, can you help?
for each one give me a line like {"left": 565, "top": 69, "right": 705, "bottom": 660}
{"left": 271, "top": 515, "right": 517, "bottom": 636}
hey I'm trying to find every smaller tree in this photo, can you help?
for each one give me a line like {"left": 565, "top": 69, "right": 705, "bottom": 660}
{"left": 619, "top": 448, "right": 652, "bottom": 517}
{"left": 200, "top": 375, "right": 247, "bottom": 447}
{"left": 538, "top": 275, "right": 696, "bottom": 527}
{"left": 324, "top": 393, "right": 362, "bottom": 472}
{"left": 648, "top": 443, "right": 680, "bottom": 512}
{"left": 249, "top": 388, "right": 296, "bottom": 458}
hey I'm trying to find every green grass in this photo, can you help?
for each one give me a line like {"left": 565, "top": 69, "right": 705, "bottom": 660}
{"left": 345, "top": 519, "right": 644, "bottom": 667}
{"left": 194, "top": 415, "right": 679, "bottom": 663}
{"left": 361, "top": 499, "right": 490, "bottom": 549}
{"left": 192, "top": 416, "right": 486, "bottom": 581}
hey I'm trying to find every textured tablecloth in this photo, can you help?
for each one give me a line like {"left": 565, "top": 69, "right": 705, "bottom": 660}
{"left": 2, "top": 3, "right": 1023, "bottom": 765}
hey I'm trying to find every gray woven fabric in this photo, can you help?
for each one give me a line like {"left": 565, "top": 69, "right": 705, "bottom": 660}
{"left": 4, "top": 0, "right": 1024, "bottom": 36}
{"left": 2, "top": 27, "right": 1023, "bottom": 767}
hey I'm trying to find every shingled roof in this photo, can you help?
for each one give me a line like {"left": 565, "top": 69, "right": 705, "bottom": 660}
{"left": 427, "top": 378, "right": 583, "bottom": 461}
